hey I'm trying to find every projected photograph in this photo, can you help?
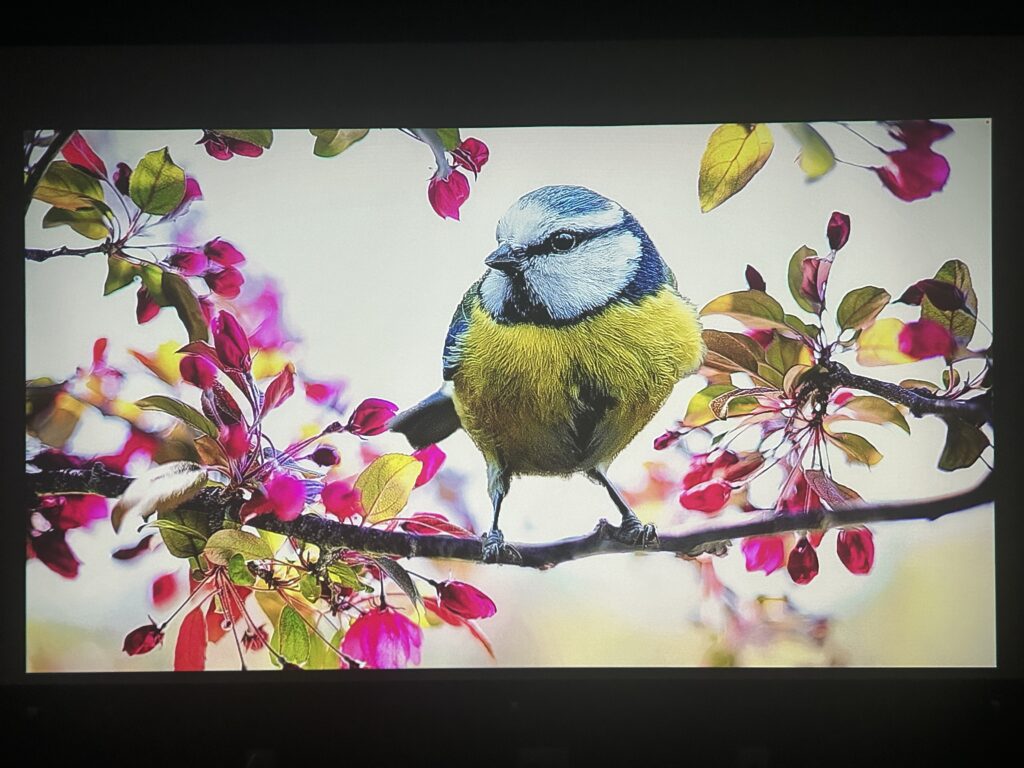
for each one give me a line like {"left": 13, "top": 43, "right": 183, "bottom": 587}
{"left": 24, "top": 122, "right": 993, "bottom": 670}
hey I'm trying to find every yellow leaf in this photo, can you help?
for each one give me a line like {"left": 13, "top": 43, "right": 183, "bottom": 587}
{"left": 30, "top": 391, "right": 86, "bottom": 448}
{"left": 354, "top": 453, "right": 422, "bottom": 524}
{"left": 252, "top": 348, "right": 290, "bottom": 380}
{"left": 698, "top": 123, "right": 774, "bottom": 213}
{"left": 130, "top": 340, "right": 185, "bottom": 385}
{"left": 856, "top": 318, "right": 915, "bottom": 366}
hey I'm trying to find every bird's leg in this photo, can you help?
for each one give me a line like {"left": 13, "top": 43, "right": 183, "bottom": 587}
{"left": 587, "top": 468, "right": 659, "bottom": 548}
{"left": 481, "top": 465, "right": 522, "bottom": 565}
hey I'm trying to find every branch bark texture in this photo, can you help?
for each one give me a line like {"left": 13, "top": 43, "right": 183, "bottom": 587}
{"left": 27, "top": 465, "right": 995, "bottom": 570}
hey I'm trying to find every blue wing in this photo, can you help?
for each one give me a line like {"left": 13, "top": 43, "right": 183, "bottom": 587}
{"left": 442, "top": 280, "right": 480, "bottom": 381}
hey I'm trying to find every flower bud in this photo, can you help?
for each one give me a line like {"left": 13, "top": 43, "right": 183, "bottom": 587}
{"left": 180, "top": 355, "right": 217, "bottom": 389}
{"left": 787, "top": 537, "right": 819, "bottom": 584}
{"left": 123, "top": 622, "right": 164, "bottom": 655}
{"left": 345, "top": 398, "right": 399, "bottom": 436}
{"left": 436, "top": 580, "right": 497, "bottom": 620}
{"left": 212, "top": 311, "right": 251, "bottom": 371}
{"left": 837, "top": 527, "right": 875, "bottom": 574}
{"left": 310, "top": 444, "right": 340, "bottom": 467}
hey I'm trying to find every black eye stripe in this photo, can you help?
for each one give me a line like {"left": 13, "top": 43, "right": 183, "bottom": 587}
{"left": 519, "top": 225, "right": 615, "bottom": 259}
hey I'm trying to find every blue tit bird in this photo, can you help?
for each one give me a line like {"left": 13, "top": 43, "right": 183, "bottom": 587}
{"left": 390, "top": 185, "right": 705, "bottom": 563}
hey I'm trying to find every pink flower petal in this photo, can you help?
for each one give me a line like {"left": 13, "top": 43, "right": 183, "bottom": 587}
{"left": 436, "top": 580, "right": 496, "bottom": 619}
{"left": 29, "top": 530, "right": 80, "bottom": 579}
{"left": 653, "top": 430, "right": 681, "bottom": 451}
{"left": 304, "top": 379, "right": 346, "bottom": 407}
{"left": 787, "top": 537, "right": 819, "bottom": 584}
{"left": 412, "top": 444, "right": 445, "bottom": 487}
{"left": 341, "top": 608, "right": 422, "bottom": 669}
{"left": 874, "top": 148, "right": 950, "bottom": 202}
{"left": 261, "top": 363, "right": 295, "bottom": 416}
{"left": 399, "top": 512, "right": 475, "bottom": 538}
{"left": 885, "top": 120, "right": 954, "bottom": 150}
{"left": 679, "top": 479, "right": 731, "bottom": 514}
{"left": 427, "top": 169, "right": 470, "bottom": 220}
{"left": 168, "top": 248, "right": 209, "bottom": 276}
{"left": 151, "top": 572, "right": 178, "bottom": 607}
{"left": 136, "top": 286, "right": 160, "bottom": 324}
{"left": 180, "top": 355, "right": 218, "bottom": 389}
{"left": 219, "top": 424, "right": 250, "bottom": 460}
{"left": 266, "top": 473, "right": 306, "bottom": 521}
{"left": 212, "top": 311, "right": 251, "bottom": 371}
{"left": 897, "top": 318, "right": 955, "bottom": 360}
{"left": 321, "top": 481, "right": 362, "bottom": 521}
{"left": 346, "top": 398, "right": 399, "bottom": 436}
{"left": 800, "top": 256, "right": 832, "bottom": 309}
{"left": 57, "top": 494, "right": 108, "bottom": 530}
{"left": 451, "top": 138, "right": 490, "bottom": 175}
{"left": 226, "top": 139, "right": 264, "bottom": 158}
{"left": 203, "top": 238, "right": 246, "bottom": 267}
{"left": 827, "top": 211, "right": 851, "bottom": 251}
{"left": 837, "top": 527, "right": 875, "bottom": 574}
{"left": 205, "top": 266, "right": 245, "bottom": 299}
{"left": 201, "top": 133, "right": 234, "bottom": 160}
{"left": 741, "top": 535, "right": 785, "bottom": 575}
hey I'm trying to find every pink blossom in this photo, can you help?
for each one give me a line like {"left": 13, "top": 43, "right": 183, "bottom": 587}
{"left": 212, "top": 311, "right": 251, "bottom": 371}
{"left": 436, "top": 580, "right": 497, "bottom": 620}
{"left": 827, "top": 211, "right": 851, "bottom": 251}
{"left": 742, "top": 536, "right": 786, "bottom": 575}
{"left": 198, "top": 130, "right": 264, "bottom": 160}
{"left": 266, "top": 473, "right": 306, "bottom": 521}
{"left": 180, "top": 355, "right": 217, "bottom": 389}
{"left": 27, "top": 530, "right": 80, "bottom": 578}
{"left": 894, "top": 279, "right": 967, "bottom": 312}
{"left": 898, "top": 319, "right": 955, "bottom": 360}
{"left": 219, "top": 424, "right": 250, "bottom": 460}
{"left": 321, "top": 481, "right": 362, "bottom": 521}
{"left": 787, "top": 537, "right": 819, "bottom": 584}
{"left": 837, "top": 528, "right": 875, "bottom": 574}
{"left": 123, "top": 623, "right": 164, "bottom": 655}
{"left": 151, "top": 572, "right": 178, "bottom": 607}
{"left": 136, "top": 287, "right": 160, "bottom": 324}
{"left": 399, "top": 512, "right": 475, "bottom": 538}
{"left": 168, "top": 249, "right": 209, "bottom": 276}
{"left": 304, "top": 379, "right": 345, "bottom": 407}
{"left": 679, "top": 478, "right": 731, "bottom": 514}
{"left": 164, "top": 177, "right": 203, "bottom": 223}
{"left": 800, "top": 255, "right": 833, "bottom": 309}
{"left": 451, "top": 138, "right": 489, "bottom": 176}
{"left": 341, "top": 608, "right": 423, "bottom": 669}
{"left": 832, "top": 389, "right": 854, "bottom": 407}
{"left": 310, "top": 444, "right": 340, "bottom": 467}
{"left": 412, "top": 444, "right": 446, "bottom": 487}
{"left": 346, "top": 398, "right": 399, "bottom": 436}
{"left": 874, "top": 149, "right": 950, "bottom": 202}
{"left": 114, "top": 162, "right": 132, "bottom": 195}
{"left": 744, "top": 328, "right": 774, "bottom": 349}
{"left": 203, "top": 238, "right": 246, "bottom": 267}
{"left": 427, "top": 169, "right": 470, "bottom": 220}
{"left": 653, "top": 430, "right": 681, "bottom": 451}
{"left": 205, "top": 266, "right": 245, "bottom": 299}
{"left": 261, "top": 363, "right": 295, "bottom": 416}
{"left": 884, "top": 120, "right": 953, "bottom": 150}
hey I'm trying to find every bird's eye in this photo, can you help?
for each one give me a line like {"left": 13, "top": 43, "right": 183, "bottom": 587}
{"left": 549, "top": 231, "right": 577, "bottom": 253}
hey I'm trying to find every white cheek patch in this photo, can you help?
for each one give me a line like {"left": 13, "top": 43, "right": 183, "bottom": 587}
{"left": 479, "top": 270, "right": 512, "bottom": 316}
{"left": 526, "top": 230, "right": 641, "bottom": 320}
{"left": 497, "top": 198, "right": 624, "bottom": 244}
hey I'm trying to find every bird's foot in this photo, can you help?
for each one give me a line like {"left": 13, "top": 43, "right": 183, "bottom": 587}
{"left": 481, "top": 528, "right": 523, "bottom": 565}
{"left": 609, "top": 515, "right": 659, "bottom": 549}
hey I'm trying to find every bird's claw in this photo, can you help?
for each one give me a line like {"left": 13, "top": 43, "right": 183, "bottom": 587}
{"left": 610, "top": 517, "right": 659, "bottom": 549}
{"left": 481, "top": 529, "right": 522, "bottom": 565}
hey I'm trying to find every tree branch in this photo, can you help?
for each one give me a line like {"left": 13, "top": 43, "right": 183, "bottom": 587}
{"left": 25, "top": 244, "right": 108, "bottom": 262}
{"left": 825, "top": 361, "right": 991, "bottom": 425}
{"left": 24, "top": 128, "right": 74, "bottom": 214}
{"left": 27, "top": 465, "right": 995, "bottom": 570}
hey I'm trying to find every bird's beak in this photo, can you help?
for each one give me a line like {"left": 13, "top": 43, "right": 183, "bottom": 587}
{"left": 485, "top": 243, "right": 525, "bottom": 274}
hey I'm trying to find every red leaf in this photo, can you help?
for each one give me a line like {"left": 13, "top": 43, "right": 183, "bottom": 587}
{"left": 61, "top": 131, "right": 108, "bottom": 178}
{"left": 261, "top": 363, "right": 296, "bottom": 417}
{"left": 174, "top": 607, "right": 208, "bottom": 671}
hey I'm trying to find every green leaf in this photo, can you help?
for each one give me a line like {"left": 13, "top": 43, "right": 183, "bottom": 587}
{"left": 310, "top": 129, "right": 369, "bottom": 158}
{"left": 103, "top": 255, "right": 138, "bottom": 295}
{"left": 764, "top": 334, "right": 811, "bottom": 377}
{"left": 135, "top": 395, "right": 219, "bottom": 438}
{"left": 326, "top": 563, "right": 363, "bottom": 589}
{"left": 942, "top": 368, "right": 961, "bottom": 389}
{"left": 275, "top": 606, "right": 310, "bottom": 665}
{"left": 33, "top": 160, "right": 105, "bottom": 210}
{"left": 213, "top": 129, "right": 274, "bottom": 148}
{"left": 203, "top": 529, "right": 274, "bottom": 566}
{"left": 784, "top": 314, "right": 820, "bottom": 344}
{"left": 354, "top": 454, "right": 422, "bottom": 524}
{"left": 832, "top": 395, "right": 910, "bottom": 434}
{"left": 228, "top": 553, "right": 256, "bottom": 586}
{"left": 699, "top": 290, "right": 791, "bottom": 333}
{"left": 824, "top": 430, "right": 883, "bottom": 466}
{"left": 708, "top": 386, "right": 778, "bottom": 421}
{"left": 898, "top": 378, "right": 940, "bottom": 394}
{"left": 371, "top": 556, "right": 421, "bottom": 608}
{"left": 836, "top": 286, "right": 891, "bottom": 332}
{"left": 307, "top": 627, "right": 344, "bottom": 670}
{"left": 920, "top": 260, "right": 978, "bottom": 353}
{"left": 162, "top": 271, "right": 210, "bottom": 342}
{"left": 299, "top": 574, "right": 321, "bottom": 603}
{"left": 42, "top": 205, "right": 111, "bottom": 240}
{"left": 700, "top": 329, "right": 766, "bottom": 379}
{"left": 139, "top": 264, "right": 168, "bottom": 304}
{"left": 129, "top": 147, "right": 186, "bottom": 215}
{"left": 787, "top": 246, "right": 818, "bottom": 313}
{"left": 436, "top": 128, "right": 462, "bottom": 151}
{"left": 111, "top": 460, "right": 208, "bottom": 532}
{"left": 783, "top": 123, "right": 836, "bottom": 179}
{"left": 698, "top": 123, "right": 774, "bottom": 213}
{"left": 683, "top": 384, "right": 759, "bottom": 427}
{"left": 804, "top": 469, "right": 863, "bottom": 510}
{"left": 938, "top": 416, "right": 989, "bottom": 471}
{"left": 154, "top": 505, "right": 214, "bottom": 559}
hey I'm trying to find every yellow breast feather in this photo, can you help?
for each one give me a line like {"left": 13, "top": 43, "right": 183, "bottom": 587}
{"left": 452, "top": 286, "right": 704, "bottom": 475}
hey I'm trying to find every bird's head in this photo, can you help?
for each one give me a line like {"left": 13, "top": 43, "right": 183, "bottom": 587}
{"left": 479, "top": 185, "right": 669, "bottom": 324}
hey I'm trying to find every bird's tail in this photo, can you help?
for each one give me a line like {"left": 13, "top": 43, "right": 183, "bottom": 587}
{"left": 389, "top": 384, "right": 461, "bottom": 450}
